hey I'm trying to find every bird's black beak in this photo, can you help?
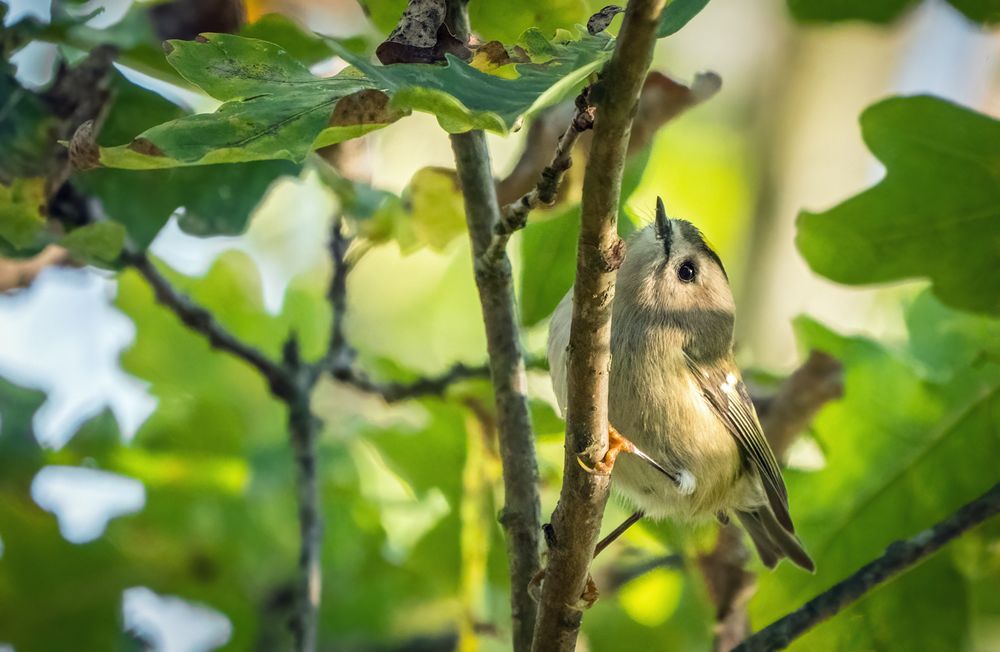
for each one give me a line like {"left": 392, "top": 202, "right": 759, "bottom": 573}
{"left": 655, "top": 196, "right": 672, "bottom": 259}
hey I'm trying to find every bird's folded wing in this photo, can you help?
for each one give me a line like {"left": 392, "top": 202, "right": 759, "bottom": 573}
{"left": 684, "top": 353, "right": 794, "bottom": 532}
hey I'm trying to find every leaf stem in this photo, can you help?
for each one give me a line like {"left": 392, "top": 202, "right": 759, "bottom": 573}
{"left": 483, "top": 92, "right": 595, "bottom": 265}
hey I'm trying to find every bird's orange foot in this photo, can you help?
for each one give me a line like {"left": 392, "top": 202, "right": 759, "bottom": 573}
{"left": 576, "top": 425, "right": 634, "bottom": 475}
{"left": 528, "top": 568, "right": 600, "bottom": 611}
{"left": 572, "top": 575, "right": 600, "bottom": 611}
{"left": 577, "top": 425, "right": 687, "bottom": 490}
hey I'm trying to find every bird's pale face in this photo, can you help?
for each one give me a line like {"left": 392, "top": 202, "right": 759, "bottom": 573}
{"left": 616, "top": 202, "right": 736, "bottom": 360}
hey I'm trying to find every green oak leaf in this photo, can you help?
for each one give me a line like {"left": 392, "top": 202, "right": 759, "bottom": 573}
{"left": 751, "top": 311, "right": 1000, "bottom": 648}
{"left": 97, "top": 34, "right": 384, "bottom": 168}
{"left": 240, "top": 13, "right": 341, "bottom": 64}
{"left": 659, "top": 0, "right": 712, "bottom": 36}
{"left": 76, "top": 72, "right": 299, "bottom": 244}
{"left": 796, "top": 96, "right": 1000, "bottom": 316}
{"left": 330, "top": 28, "right": 615, "bottom": 133}
{"left": 787, "top": 0, "right": 999, "bottom": 24}
{"left": 93, "top": 0, "right": 713, "bottom": 170}
{"left": 60, "top": 221, "right": 125, "bottom": 266}
{"left": 469, "top": 0, "right": 589, "bottom": 43}
{"left": 407, "top": 167, "right": 468, "bottom": 250}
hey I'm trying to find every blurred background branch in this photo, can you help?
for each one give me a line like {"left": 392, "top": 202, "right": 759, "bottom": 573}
{"left": 736, "top": 481, "right": 1000, "bottom": 652}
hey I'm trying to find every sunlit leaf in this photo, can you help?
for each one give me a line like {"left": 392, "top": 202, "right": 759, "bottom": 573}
{"left": 75, "top": 72, "right": 300, "bottom": 244}
{"left": 407, "top": 167, "right": 467, "bottom": 250}
{"left": 658, "top": 0, "right": 712, "bottom": 37}
{"left": 797, "top": 96, "right": 1000, "bottom": 316}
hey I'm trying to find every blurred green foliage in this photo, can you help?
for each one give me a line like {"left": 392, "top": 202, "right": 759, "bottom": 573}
{"left": 786, "top": 0, "right": 999, "bottom": 24}
{"left": 0, "top": 0, "right": 998, "bottom": 651}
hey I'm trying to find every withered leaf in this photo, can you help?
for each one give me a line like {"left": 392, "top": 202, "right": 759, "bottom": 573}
{"left": 587, "top": 5, "right": 624, "bottom": 34}
{"left": 329, "top": 89, "right": 407, "bottom": 126}
{"left": 375, "top": 0, "right": 470, "bottom": 65}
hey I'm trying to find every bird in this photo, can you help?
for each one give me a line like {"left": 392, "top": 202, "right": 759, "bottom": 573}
{"left": 546, "top": 197, "right": 814, "bottom": 571}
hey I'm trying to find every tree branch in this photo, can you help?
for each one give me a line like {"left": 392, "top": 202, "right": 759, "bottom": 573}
{"left": 531, "top": 2, "right": 665, "bottom": 650}
{"left": 283, "top": 339, "right": 324, "bottom": 652}
{"left": 449, "top": 126, "right": 543, "bottom": 652}
{"left": 334, "top": 362, "right": 487, "bottom": 402}
{"left": 734, "top": 481, "right": 1000, "bottom": 652}
{"left": 495, "top": 70, "right": 720, "bottom": 208}
{"left": 482, "top": 92, "right": 595, "bottom": 265}
{"left": 322, "top": 216, "right": 352, "bottom": 374}
{"left": 757, "top": 351, "right": 843, "bottom": 456}
{"left": 123, "top": 250, "right": 295, "bottom": 399}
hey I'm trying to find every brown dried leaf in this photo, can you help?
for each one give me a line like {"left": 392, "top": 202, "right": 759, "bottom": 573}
{"left": 470, "top": 41, "right": 512, "bottom": 72}
{"left": 587, "top": 5, "right": 624, "bottom": 34}
{"left": 128, "top": 137, "right": 166, "bottom": 158}
{"left": 68, "top": 120, "right": 101, "bottom": 170}
{"left": 329, "top": 89, "right": 407, "bottom": 126}
{"left": 375, "top": 0, "right": 470, "bottom": 65}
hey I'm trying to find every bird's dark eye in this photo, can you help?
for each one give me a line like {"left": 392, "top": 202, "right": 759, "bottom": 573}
{"left": 677, "top": 260, "right": 697, "bottom": 283}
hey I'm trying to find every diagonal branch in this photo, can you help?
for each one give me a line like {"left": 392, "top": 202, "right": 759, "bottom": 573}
{"left": 482, "top": 92, "right": 595, "bottom": 265}
{"left": 123, "top": 249, "right": 294, "bottom": 399}
{"left": 531, "top": 2, "right": 666, "bottom": 650}
{"left": 734, "top": 481, "right": 1000, "bottom": 652}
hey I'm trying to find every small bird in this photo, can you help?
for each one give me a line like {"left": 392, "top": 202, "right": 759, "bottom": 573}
{"left": 547, "top": 198, "right": 813, "bottom": 571}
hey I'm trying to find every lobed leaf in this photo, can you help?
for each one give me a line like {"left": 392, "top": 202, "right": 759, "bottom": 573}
{"left": 796, "top": 96, "right": 1000, "bottom": 316}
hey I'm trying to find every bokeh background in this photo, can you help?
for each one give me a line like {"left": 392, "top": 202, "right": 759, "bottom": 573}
{"left": 1, "top": 0, "right": 999, "bottom": 650}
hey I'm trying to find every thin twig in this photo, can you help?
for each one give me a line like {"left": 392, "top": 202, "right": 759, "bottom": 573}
{"left": 284, "top": 339, "right": 323, "bottom": 652}
{"left": 482, "top": 92, "right": 595, "bottom": 265}
{"left": 123, "top": 250, "right": 294, "bottom": 399}
{"left": 335, "top": 362, "right": 488, "bottom": 402}
{"left": 333, "top": 353, "right": 548, "bottom": 404}
{"left": 322, "top": 216, "right": 353, "bottom": 375}
{"left": 531, "top": 2, "right": 666, "bottom": 650}
{"left": 734, "top": 482, "right": 1000, "bottom": 652}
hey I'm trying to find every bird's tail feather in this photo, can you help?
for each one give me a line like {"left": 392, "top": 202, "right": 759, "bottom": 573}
{"left": 736, "top": 509, "right": 815, "bottom": 572}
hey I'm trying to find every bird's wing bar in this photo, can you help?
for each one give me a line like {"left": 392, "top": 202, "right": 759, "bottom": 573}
{"left": 684, "top": 353, "right": 794, "bottom": 532}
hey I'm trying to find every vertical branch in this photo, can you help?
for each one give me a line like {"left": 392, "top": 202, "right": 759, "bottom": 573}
{"left": 323, "top": 217, "right": 352, "bottom": 374}
{"left": 443, "top": 7, "right": 541, "bottom": 645}
{"left": 450, "top": 128, "right": 543, "bottom": 652}
{"left": 531, "top": 1, "right": 665, "bottom": 650}
{"left": 286, "top": 341, "right": 323, "bottom": 652}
